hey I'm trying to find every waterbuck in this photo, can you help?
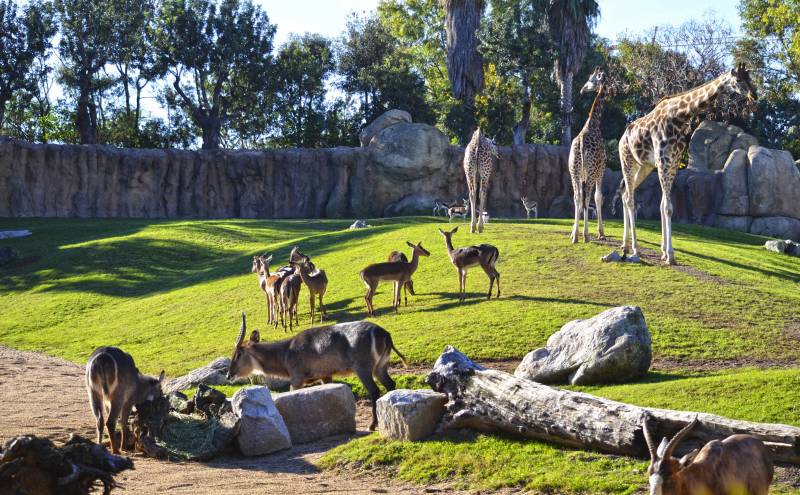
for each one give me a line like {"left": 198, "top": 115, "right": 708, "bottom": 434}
{"left": 226, "top": 313, "right": 408, "bottom": 430}
{"left": 85, "top": 347, "right": 165, "bottom": 454}
{"left": 360, "top": 241, "right": 430, "bottom": 316}
{"left": 438, "top": 227, "right": 500, "bottom": 302}
{"left": 642, "top": 416, "right": 774, "bottom": 495}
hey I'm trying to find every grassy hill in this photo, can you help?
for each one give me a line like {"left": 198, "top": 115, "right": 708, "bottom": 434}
{"left": 1, "top": 216, "right": 799, "bottom": 493}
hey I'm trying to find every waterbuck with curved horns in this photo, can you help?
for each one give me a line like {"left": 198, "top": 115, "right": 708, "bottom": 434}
{"left": 226, "top": 312, "right": 408, "bottom": 430}
{"left": 642, "top": 415, "right": 774, "bottom": 495}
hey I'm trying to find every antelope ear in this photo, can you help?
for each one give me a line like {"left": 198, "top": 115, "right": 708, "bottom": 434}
{"left": 406, "top": 241, "right": 415, "bottom": 248}
{"left": 452, "top": 226, "right": 458, "bottom": 234}
{"left": 250, "top": 330, "right": 261, "bottom": 343}
{"left": 265, "top": 255, "right": 273, "bottom": 263}
{"left": 678, "top": 448, "right": 699, "bottom": 467}
{"left": 438, "top": 228, "right": 445, "bottom": 234}
{"left": 158, "top": 370, "right": 166, "bottom": 383}
{"left": 657, "top": 437, "right": 669, "bottom": 458}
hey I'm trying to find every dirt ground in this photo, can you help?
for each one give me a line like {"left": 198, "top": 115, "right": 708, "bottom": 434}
{"left": 0, "top": 346, "right": 463, "bottom": 495}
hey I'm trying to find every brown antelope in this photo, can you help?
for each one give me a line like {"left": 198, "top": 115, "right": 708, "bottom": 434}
{"left": 278, "top": 273, "right": 302, "bottom": 332}
{"left": 226, "top": 312, "right": 408, "bottom": 430}
{"left": 438, "top": 227, "right": 500, "bottom": 302}
{"left": 288, "top": 247, "right": 328, "bottom": 324}
{"left": 85, "top": 347, "right": 165, "bottom": 454}
{"left": 388, "top": 251, "right": 415, "bottom": 306}
{"left": 642, "top": 416, "right": 774, "bottom": 495}
{"left": 447, "top": 198, "right": 469, "bottom": 222}
{"left": 360, "top": 241, "right": 430, "bottom": 316}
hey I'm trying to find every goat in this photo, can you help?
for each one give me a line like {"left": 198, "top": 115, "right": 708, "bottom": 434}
{"left": 438, "top": 226, "right": 500, "bottom": 302}
{"left": 85, "top": 347, "right": 164, "bottom": 454}
{"left": 521, "top": 196, "right": 538, "bottom": 219}
{"left": 388, "top": 251, "right": 415, "bottom": 306}
{"left": 642, "top": 415, "right": 774, "bottom": 495}
{"left": 447, "top": 198, "right": 469, "bottom": 222}
{"left": 227, "top": 312, "right": 408, "bottom": 430}
{"left": 360, "top": 241, "right": 430, "bottom": 316}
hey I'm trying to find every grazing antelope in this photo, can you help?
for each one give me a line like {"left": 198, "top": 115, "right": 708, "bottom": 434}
{"left": 447, "top": 199, "right": 469, "bottom": 222}
{"left": 227, "top": 312, "right": 408, "bottom": 430}
{"left": 278, "top": 273, "right": 302, "bottom": 332}
{"left": 432, "top": 200, "right": 449, "bottom": 217}
{"left": 642, "top": 416, "right": 774, "bottom": 495}
{"left": 521, "top": 196, "right": 538, "bottom": 219}
{"left": 438, "top": 227, "right": 500, "bottom": 302}
{"left": 85, "top": 347, "right": 165, "bottom": 454}
{"left": 388, "top": 251, "right": 415, "bottom": 306}
{"left": 360, "top": 241, "right": 430, "bottom": 316}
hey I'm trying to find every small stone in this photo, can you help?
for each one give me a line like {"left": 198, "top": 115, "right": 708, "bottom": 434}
{"left": 232, "top": 386, "right": 292, "bottom": 456}
{"left": 377, "top": 389, "right": 447, "bottom": 441}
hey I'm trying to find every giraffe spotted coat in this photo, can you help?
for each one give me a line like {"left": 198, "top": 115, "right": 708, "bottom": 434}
{"left": 463, "top": 128, "right": 498, "bottom": 234}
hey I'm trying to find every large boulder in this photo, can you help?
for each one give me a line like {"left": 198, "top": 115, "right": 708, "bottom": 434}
{"left": 515, "top": 306, "right": 652, "bottom": 385}
{"left": 377, "top": 389, "right": 447, "bottom": 441}
{"left": 368, "top": 123, "right": 450, "bottom": 180}
{"left": 749, "top": 216, "right": 800, "bottom": 241}
{"left": 689, "top": 121, "right": 758, "bottom": 171}
{"left": 273, "top": 383, "right": 356, "bottom": 444}
{"left": 748, "top": 146, "right": 800, "bottom": 219}
{"left": 359, "top": 109, "right": 412, "bottom": 147}
{"left": 718, "top": 149, "right": 750, "bottom": 216}
{"left": 231, "top": 386, "right": 292, "bottom": 456}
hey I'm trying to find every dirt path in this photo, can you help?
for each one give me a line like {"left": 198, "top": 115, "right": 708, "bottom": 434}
{"left": 0, "top": 346, "right": 460, "bottom": 495}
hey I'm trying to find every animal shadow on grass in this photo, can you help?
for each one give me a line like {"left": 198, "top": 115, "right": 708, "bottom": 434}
{"left": 421, "top": 293, "right": 615, "bottom": 312}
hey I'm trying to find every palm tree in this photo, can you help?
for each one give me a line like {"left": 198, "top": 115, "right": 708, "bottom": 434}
{"left": 442, "top": 0, "right": 486, "bottom": 143}
{"left": 548, "top": 0, "right": 599, "bottom": 144}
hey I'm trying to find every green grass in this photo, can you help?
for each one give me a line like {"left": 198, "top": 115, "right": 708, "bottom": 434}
{"left": 1, "top": 216, "right": 799, "bottom": 493}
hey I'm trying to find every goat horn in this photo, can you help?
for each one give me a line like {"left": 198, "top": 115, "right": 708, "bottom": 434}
{"left": 664, "top": 416, "right": 700, "bottom": 459}
{"left": 58, "top": 462, "right": 80, "bottom": 485}
{"left": 235, "top": 312, "right": 246, "bottom": 347}
{"left": 641, "top": 413, "right": 658, "bottom": 461}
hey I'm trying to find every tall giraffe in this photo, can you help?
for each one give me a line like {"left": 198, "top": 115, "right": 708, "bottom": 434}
{"left": 569, "top": 67, "right": 611, "bottom": 243}
{"left": 618, "top": 64, "right": 757, "bottom": 264}
{"left": 463, "top": 128, "right": 498, "bottom": 234}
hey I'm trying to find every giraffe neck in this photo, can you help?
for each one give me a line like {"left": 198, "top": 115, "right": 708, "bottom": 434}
{"left": 584, "top": 86, "right": 606, "bottom": 131}
{"left": 668, "top": 74, "right": 729, "bottom": 118}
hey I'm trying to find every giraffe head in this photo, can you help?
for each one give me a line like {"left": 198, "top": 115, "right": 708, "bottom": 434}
{"left": 724, "top": 63, "right": 757, "bottom": 103}
{"left": 580, "top": 67, "right": 605, "bottom": 95}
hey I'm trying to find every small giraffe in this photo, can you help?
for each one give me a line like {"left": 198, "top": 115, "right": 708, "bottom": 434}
{"left": 569, "top": 67, "right": 610, "bottom": 244}
{"left": 618, "top": 64, "right": 757, "bottom": 264}
{"left": 463, "top": 128, "right": 498, "bottom": 234}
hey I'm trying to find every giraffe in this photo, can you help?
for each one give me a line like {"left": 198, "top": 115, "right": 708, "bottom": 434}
{"left": 463, "top": 128, "right": 498, "bottom": 234}
{"left": 569, "top": 67, "right": 611, "bottom": 244}
{"left": 618, "top": 64, "right": 757, "bottom": 265}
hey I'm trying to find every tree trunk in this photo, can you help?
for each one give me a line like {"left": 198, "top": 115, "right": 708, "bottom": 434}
{"left": 200, "top": 116, "right": 222, "bottom": 150}
{"left": 0, "top": 100, "right": 6, "bottom": 130}
{"left": 559, "top": 70, "right": 574, "bottom": 145}
{"left": 512, "top": 83, "right": 531, "bottom": 146}
{"left": 427, "top": 347, "right": 800, "bottom": 464}
{"left": 76, "top": 81, "right": 96, "bottom": 145}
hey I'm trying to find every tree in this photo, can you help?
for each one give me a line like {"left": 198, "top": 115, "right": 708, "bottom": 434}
{"left": 481, "top": 0, "right": 552, "bottom": 145}
{"left": 441, "top": 0, "right": 485, "bottom": 143}
{"left": 270, "top": 34, "right": 335, "bottom": 148}
{"left": 547, "top": 0, "right": 599, "bottom": 144}
{"left": 154, "top": 0, "right": 276, "bottom": 149}
{"left": 0, "top": 0, "right": 55, "bottom": 130}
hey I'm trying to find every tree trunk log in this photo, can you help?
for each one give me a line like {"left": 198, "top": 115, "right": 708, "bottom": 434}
{"left": 426, "top": 346, "right": 800, "bottom": 464}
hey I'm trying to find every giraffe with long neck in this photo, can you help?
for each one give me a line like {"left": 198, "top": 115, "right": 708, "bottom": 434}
{"left": 569, "top": 67, "right": 610, "bottom": 243}
{"left": 463, "top": 128, "right": 498, "bottom": 234}
{"left": 618, "top": 64, "right": 757, "bottom": 265}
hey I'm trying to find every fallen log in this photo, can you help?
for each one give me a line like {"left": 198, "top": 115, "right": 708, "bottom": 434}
{"left": 426, "top": 346, "right": 800, "bottom": 464}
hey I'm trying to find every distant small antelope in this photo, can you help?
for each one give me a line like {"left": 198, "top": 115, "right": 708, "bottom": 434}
{"left": 432, "top": 200, "right": 449, "bottom": 217}
{"left": 521, "top": 196, "right": 538, "bottom": 219}
{"left": 290, "top": 257, "right": 328, "bottom": 325}
{"left": 253, "top": 254, "right": 291, "bottom": 327}
{"left": 227, "top": 312, "right": 408, "bottom": 430}
{"left": 438, "top": 226, "right": 500, "bottom": 302}
{"left": 86, "top": 347, "right": 165, "bottom": 454}
{"left": 360, "top": 241, "right": 430, "bottom": 316}
{"left": 642, "top": 415, "right": 774, "bottom": 495}
{"left": 388, "top": 251, "right": 415, "bottom": 305}
{"left": 278, "top": 273, "right": 302, "bottom": 332}
{"left": 447, "top": 198, "right": 469, "bottom": 222}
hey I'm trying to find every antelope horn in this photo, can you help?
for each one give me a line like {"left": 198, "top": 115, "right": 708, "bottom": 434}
{"left": 58, "top": 462, "right": 80, "bottom": 485}
{"left": 235, "top": 312, "right": 246, "bottom": 347}
{"left": 664, "top": 416, "right": 700, "bottom": 459}
{"left": 641, "top": 413, "right": 658, "bottom": 461}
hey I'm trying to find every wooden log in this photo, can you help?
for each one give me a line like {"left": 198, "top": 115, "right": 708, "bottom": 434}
{"left": 426, "top": 346, "right": 800, "bottom": 464}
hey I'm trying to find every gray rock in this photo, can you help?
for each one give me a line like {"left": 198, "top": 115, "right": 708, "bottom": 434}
{"left": 515, "top": 306, "right": 652, "bottom": 385}
{"left": 273, "top": 383, "right": 356, "bottom": 444}
{"left": 383, "top": 194, "right": 436, "bottom": 216}
{"left": 349, "top": 219, "right": 370, "bottom": 229}
{"left": 748, "top": 146, "right": 800, "bottom": 219}
{"left": 0, "top": 229, "right": 31, "bottom": 239}
{"left": 750, "top": 216, "right": 800, "bottom": 241}
{"left": 764, "top": 239, "right": 789, "bottom": 254}
{"left": 714, "top": 215, "right": 752, "bottom": 233}
{"left": 359, "top": 109, "right": 412, "bottom": 147}
{"left": 689, "top": 121, "right": 758, "bottom": 171}
{"left": 368, "top": 122, "right": 450, "bottom": 180}
{"left": 377, "top": 389, "right": 447, "bottom": 441}
{"left": 718, "top": 149, "right": 750, "bottom": 216}
{"left": 231, "top": 386, "right": 292, "bottom": 456}
{"left": 548, "top": 195, "right": 574, "bottom": 218}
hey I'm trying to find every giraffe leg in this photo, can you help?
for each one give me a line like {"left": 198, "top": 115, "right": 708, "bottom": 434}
{"left": 595, "top": 178, "right": 606, "bottom": 240}
{"left": 582, "top": 181, "right": 593, "bottom": 243}
{"left": 477, "top": 180, "right": 489, "bottom": 234}
{"left": 656, "top": 156, "right": 677, "bottom": 265}
{"left": 468, "top": 187, "right": 478, "bottom": 234}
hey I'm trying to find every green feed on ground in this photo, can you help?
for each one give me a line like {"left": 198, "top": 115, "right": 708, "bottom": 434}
{"left": 1, "top": 217, "right": 798, "bottom": 493}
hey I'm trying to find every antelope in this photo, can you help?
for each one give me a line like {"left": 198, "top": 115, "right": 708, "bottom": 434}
{"left": 289, "top": 256, "right": 328, "bottom": 325}
{"left": 253, "top": 254, "right": 291, "bottom": 327}
{"left": 360, "top": 241, "right": 430, "bottom": 316}
{"left": 521, "top": 196, "right": 538, "bottom": 219}
{"left": 226, "top": 312, "right": 408, "bottom": 430}
{"left": 85, "top": 347, "right": 165, "bottom": 454}
{"left": 438, "top": 227, "right": 500, "bottom": 302}
{"left": 278, "top": 273, "right": 302, "bottom": 332}
{"left": 447, "top": 198, "right": 469, "bottom": 222}
{"left": 388, "top": 251, "right": 415, "bottom": 306}
{"left": 481, "top": 211, "right": 490, "bottom": 224}
{"left": 642, "top": 416, "right": 774, "bottom": 495}
{"left": 432, "top": 200, "right": 449, "bottom": 217}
